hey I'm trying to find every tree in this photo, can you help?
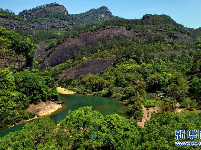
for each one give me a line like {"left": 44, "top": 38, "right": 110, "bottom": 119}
{"left": 142, "top": 112, "right": 196, "bottom": 148}
{"left": 181, "top": 97, "right": 196, "bottom": 109}
{"left": 14, "top": 69, "right": 59, "bottom": 103}
{"left": 166, "top": 72, "right": 189, "bottom": 100}
{"left": 102, "top": 114, "right": 140, "bottom": 149}
{"left": 115, "top": 73, "right": 128, "bottom": 87}
{"left": 146, "top": 73, "right": 166, "bottom": 92}
{"left": 159, "top": 98, "right": 176, "bottom": 113}
{"left": 59, "top": 106, "right": 105, "bottom": 149}
{"left": 190, "top": 77, "right": 201, "bottom": 102}
{"left": 0, "top": 68, "right": 15, "bottom": 91}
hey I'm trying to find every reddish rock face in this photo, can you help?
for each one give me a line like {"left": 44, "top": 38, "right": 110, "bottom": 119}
{"left": 60, "top": 56, "right": 116, "bottom": 79}
{"left": 42, "top": 26, "right": 133, "bottom": 69}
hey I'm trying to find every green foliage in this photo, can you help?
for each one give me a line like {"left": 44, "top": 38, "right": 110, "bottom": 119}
{"left": 0, "top": 8, "right": 25, "bottom": 22}
{"left": 0, "top": 26, "right": 35, "bottom": 67}
{"left": 103, "top": 114, "right": 140, "bottom": 149}
{"left": 2, "top": 7, "right": 201, "bottom": 149}
{"left": 159, "top": 98, "right": 177, "bottom": 113}
{"left": 0, "top": 107, "right": 140, "bottom": 149}
{"left": 142, "top": 111, "right": 197, "bottom": 149}
{"left": 2, "top": 107, "right": 201, "bottom": 149}
{"left": 60, "top": 106, "right": 105, "bottom": 149}
{"left": 0, "top": 90, "right": 33, "bottom": 129}
{"left": 190, "top": 76, "right": 201, "bottom": 102}
{"left": 166, "top": 72, "right": 189, "bottom": 100}
{"left": 0, "top": 68, "right": 15, "bottom": 91}
{"left": 0, "top": 68, "right": 58, "bottom": 130}
{"left": 14, "top": 69, "right": 59, "bottom": 103}
{"left": 181, "top": 97, "right": 196, "bottom": 109}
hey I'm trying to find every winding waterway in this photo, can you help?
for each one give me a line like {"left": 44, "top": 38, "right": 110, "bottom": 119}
{"left": 0, "top": 94, "right": 127, "bottom": 137}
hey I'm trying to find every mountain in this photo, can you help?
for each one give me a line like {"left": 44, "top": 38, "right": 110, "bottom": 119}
{"left": 2, "top": 3, "right": 201, "bottom": 149}
{"left": 72, "top": 6, "right": 119, "bottom": 25}
{"left": 0, "top": 3, "right": 118, "bottom": 31}
{"left": 190, "top": 27, "right": 201, "bottom": 38}
{"left": 39, "top": 26, "right": 132, "bottom": 70}
{"left": 18, "top": 3, "right": 71, "bottom": 30}
{"left": 37, "top": 14, "right": 193, "bottom": 71}
{"left": 0, "top": 9, "right": 29, "bottom": 31}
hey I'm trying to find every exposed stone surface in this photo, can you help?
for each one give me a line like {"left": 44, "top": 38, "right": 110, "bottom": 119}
{"left": 19, "top": 5, "right": 68, "bottom": 21}
{"left": 27, "top": 101, "right": 62, "bottom": 116}
{"left": 60, "top": 56, "right": 116, "bottom": 79}
{"left": 0, "top": 17, "right": 29, "bottom": 31}
{"left": 39, "top": 26, "right": 132, "bottom": 70}
{"left": 0, "top": 50, "right": 26, "bottom": 70}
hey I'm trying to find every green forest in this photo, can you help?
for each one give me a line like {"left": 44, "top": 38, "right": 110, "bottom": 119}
{"left": 1, "top": 3, "right": 201, "bottom": 149}
{"left": 1, "top": 107, "right": 201, "bottom": 149}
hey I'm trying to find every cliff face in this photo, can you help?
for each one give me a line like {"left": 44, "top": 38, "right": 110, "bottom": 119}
{"left": 39, "top": 26, "right": 133, "bottom": 70}
{"left": 18, "top": 4, "right": 69, "bottom": 30}
{"left": 39, "top": 22, "right": 193, "bottom": 71}
{"left": 18, "top": 5, "right": 118, "bottom": 30}
{"left": 0, "top": 17, "right": 29, "bottom": 31}
{"left": 19, "top": 5, "right": 68, "bottom": 21}
{"left": 60, "top": 56, "right": 116, "bottom": 79}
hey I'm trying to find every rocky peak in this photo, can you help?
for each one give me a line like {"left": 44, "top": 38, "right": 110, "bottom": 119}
{"left": 142, "top": 14, "right": 153, "bottom": 20}
{"left": 18, "top": 3, "right": 68, "bottom": 21}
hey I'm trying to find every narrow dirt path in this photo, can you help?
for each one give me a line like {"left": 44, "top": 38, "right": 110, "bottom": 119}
{"left": 137, "top": 103, "right": 184, "bottom": 127}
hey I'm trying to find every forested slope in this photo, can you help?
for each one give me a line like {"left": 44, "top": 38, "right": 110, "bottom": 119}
{"left": 1, "top": 107, "right": 201, "bottom": 149}
{"left": 1, "top": 3, "right": 201, "bottom": 149}
{"left": 0, "top": 27, "right": 59, "bottom": 130}
{"left": 0, "top": 26, "right": 34, "bottom": 69}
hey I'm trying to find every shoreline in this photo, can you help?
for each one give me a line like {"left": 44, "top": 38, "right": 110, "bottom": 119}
{"left": 3, "top": 101, "right": 63, "bottom": 131}
{"left": 6, "top": 116, "right": 38, "bottom": 130}
{"left": 27, "top": 101, "right": 62, "bottom": 116}
{"left": 57, "top": 86, "right": 76, "bottom": 94}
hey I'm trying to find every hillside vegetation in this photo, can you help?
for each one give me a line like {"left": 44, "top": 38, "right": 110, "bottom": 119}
{"left": 1, "top": 107, "right": 201, "bottom": 149}
{"left": 0, "top": 26, "right": 34, "bottom": 69}
{"left": 1, "top": 3, "right": 201, "bottom": 149}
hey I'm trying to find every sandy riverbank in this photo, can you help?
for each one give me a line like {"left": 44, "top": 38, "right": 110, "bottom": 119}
{"left": 27, "top": 101, "right": 62, "bottom": 116}
{"left": 6, "top": 101, "right": 62, "bottom": 130}
{"left": 57, "top": 86, "right": 76, "bottom": 94}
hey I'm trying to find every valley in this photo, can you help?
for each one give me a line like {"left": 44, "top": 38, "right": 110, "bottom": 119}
{"left": 0, "top": 2, "right": 201, "bottom": 149}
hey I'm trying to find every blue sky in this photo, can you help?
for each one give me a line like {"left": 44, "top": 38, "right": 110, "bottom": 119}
{"left": 1, "top": 0, "right": 200, "bottom": 29}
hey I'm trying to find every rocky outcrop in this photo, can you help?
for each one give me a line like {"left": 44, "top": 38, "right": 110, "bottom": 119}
{"left": 1, "top": 4, "right": 119, "bottom": 31}
{"left": 18, "top": 4, "right": 69, "bottom": 30}
{"left": 39, "top": 26, "right": 132, "bottom": 70}
{"left": 142, "top": 14, "right": 153, "bottom": 20}
{"left": 19, "top": 5, "right": 68, "bottom": 21}
{"left": 0, "top": 17, "right": 29, "bottom": 31}
{"left": 0, "top": 49, "right": 26, "bottom": 70}
{"left": 60, "top": 56, "right": 116, "bottom": 79}
{"left": 72, "top": 6, "right": 119, "bottom": 24}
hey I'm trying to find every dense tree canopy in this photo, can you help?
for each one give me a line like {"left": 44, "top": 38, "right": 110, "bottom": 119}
{"left": 0, "top": 68, "right": 59, "bottom": 130}
{"left": 1, "top": 107, "right": 201, "bottom": 149}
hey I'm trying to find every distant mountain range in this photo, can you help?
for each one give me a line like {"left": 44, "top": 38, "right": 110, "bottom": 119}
{"left": 0, "top": 3, "right": 200, "bottom": 37}
{"left": 0, "top": 3, "right": 200, "bottom": 36}
{"left": 0, "top": 3, "right": 119, "bottom": 31}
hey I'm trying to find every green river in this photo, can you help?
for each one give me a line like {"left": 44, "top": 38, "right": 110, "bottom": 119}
{"left": 0, "top": 94, "right": 127, "bottom": 137}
